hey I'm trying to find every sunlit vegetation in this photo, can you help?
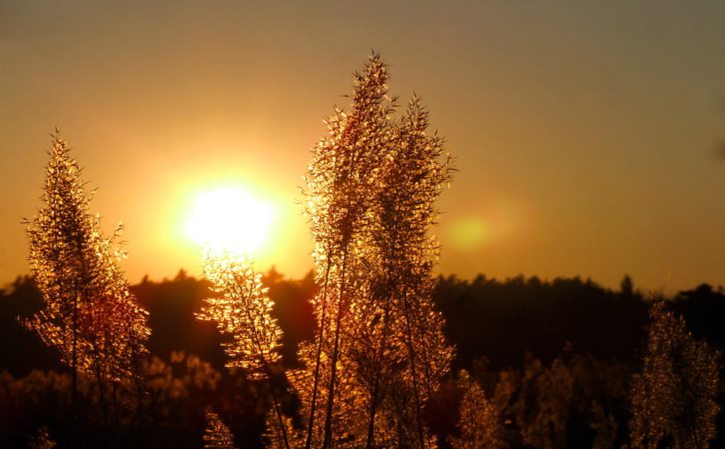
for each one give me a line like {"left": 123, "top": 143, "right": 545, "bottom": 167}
{"left": 203, "top": 409, "right": 237, "bottom": 449}
{"left": 28, "top": 427, "right": 56, "bottom": 449}
{"left": 193, "top": 54, "right": 454, "bottom": 449}
{"left": 22, "top": 131, "right": 150, "bottom": 447}
{"left": 197, "top": 252, "right": 289, "bottom": 448}
{"left": 449, "top": 370, "right": 504, "bottom": 449}
{"left": 288, "top": 53, "right": 454, "bottom": 449}
{"left": 2, "top": 272, "right": 724, "bottom": 448}
{"left": 2, "top": 56, "right": 723, "bottom": 449}
{"left": 630, "top": 300, "right": 720, "bottom": 449}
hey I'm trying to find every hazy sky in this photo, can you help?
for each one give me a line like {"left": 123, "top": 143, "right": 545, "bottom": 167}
{"left": 2, "top": 1, "right": 725, "bottom": 292}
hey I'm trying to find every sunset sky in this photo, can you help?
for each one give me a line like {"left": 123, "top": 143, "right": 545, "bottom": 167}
{"left": 2, "top": 1, "right": 725, "bottom": 292}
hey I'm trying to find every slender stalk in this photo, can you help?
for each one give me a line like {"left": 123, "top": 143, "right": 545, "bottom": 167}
{"left": 365, "top": 221, "right": 400, "bottom": 449}
{"left": 364, "top": 303, "right": 391, "bottom": 449}
{"left": 401, "top": 288, "right": 426, "bottom": 449}
{"left": 71, "top": 291, "right": 78, "bottom": 449}
{"left": 242, "top": 298, "right": 290, "bottom": 449}
{"left": 364, "top": 278, "right": 396, "bottom": 449}
{"left": 111, "top": 381, "right": 120, "bottom": 449}
{"left": 262, "top": 362, "right": 291, "bottom": 449}
{"left": 130, "top": 341, "right": 145, "bottom": 449}
{"left": 199, "top": 254, "right": 287, "bottom": 448}
{"left": 94, "top": 356, "right": 109, "bottom": 449}
{"left": 134, "top": 379, "right": 144, "bottom": 449}
{"left": 304, "top": 260, "right": 332, "bottom": 449}
{"left": 237, "top": 272, "right": 291, "bottom": 449}
{"left": 321, "top": 246, "right": 350, "bottom": 449}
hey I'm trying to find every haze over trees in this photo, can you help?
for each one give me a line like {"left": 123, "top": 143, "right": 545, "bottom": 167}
{"left": 0, "top": 56, "right": 722, "bottom": 449}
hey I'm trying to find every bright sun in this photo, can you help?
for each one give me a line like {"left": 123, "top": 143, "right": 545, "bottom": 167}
{"left": 186, "top": 186, "right": 275, "bottom": 256}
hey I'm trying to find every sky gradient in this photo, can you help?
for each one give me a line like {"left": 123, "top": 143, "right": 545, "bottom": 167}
{"left": 2, "top": 1, "right": 725, "bottom": 292}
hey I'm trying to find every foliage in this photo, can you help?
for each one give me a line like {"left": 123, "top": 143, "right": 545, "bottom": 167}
{"left": 264, "top": 408, "right": 301, "bottom": 449}
{"left": 2, "top": 274, "right": 725, "bottom": 448}
{"left": 21, "top": 131, "right": 150, "bottom": 448}
{"left": 356, "top": 94, "right": 454, "bottom": 448}
{"left": 449, "top": 370, "right": 505, "bottom": 449}
{"left": 298, "top": 52, "right": 394, "bottom": 449}
{"left": 295, "top": 54, "right": 454, "bottom": 449}
{"left": 197, "top": 253, "right": 283, "bottom": 380}
{"left": 204, "top": 409, "right": 237, "bottom": 449}
{"left": 23, "top": 131, "right": 150, "bottom": 383}
{"left": 630, "top": 300, "right": 720, "bottom": 449}
{"left": 197, "top": 251, "right": 291, "bottom": 448}
{"left": 28, "top": 427, "right": 56, "bottom": 449}
{"left": 492, "top": 351, "right": 626, "bottom": 449}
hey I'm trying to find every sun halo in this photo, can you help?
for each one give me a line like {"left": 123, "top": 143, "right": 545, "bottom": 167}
{"left": 185, "top": 186, "right": 275, "bottom": 257}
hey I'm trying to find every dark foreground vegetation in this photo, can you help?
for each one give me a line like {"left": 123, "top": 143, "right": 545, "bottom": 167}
{"left": 1, "top": 272, "right": 723, "bottom": 448}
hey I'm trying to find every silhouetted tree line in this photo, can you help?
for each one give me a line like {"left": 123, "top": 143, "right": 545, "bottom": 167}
{"left": 2, "top": 272, "right": 724, "bottom": 448}
{"left": 436, "top": 275, "right": 725, "bottom": 371}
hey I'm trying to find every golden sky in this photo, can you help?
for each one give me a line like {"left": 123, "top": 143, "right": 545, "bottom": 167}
{"left": 2, "top": 1, "right": 725, "bottom": 292}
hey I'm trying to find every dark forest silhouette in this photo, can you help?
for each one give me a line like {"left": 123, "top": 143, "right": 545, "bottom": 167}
{"left": 2, "top": 272, "right": 724, "bottom": 448}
